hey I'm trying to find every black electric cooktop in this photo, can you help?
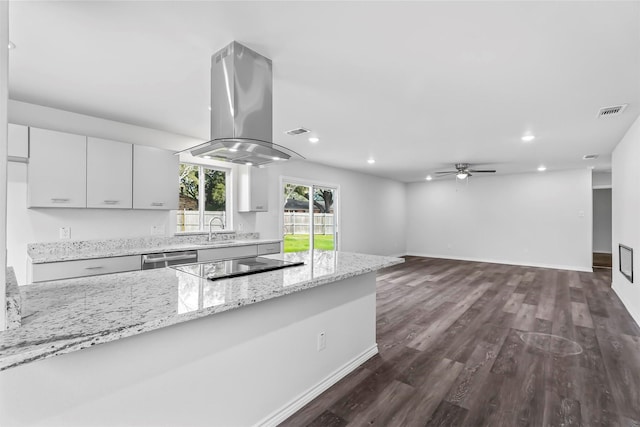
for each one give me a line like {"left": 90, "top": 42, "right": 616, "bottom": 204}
{"left": 171, "top": 256, "right": 305, "bottom": 281}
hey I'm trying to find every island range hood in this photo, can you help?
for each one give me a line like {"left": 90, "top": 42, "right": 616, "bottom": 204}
{"left": 188, "top": 41, "right": 304, "bottom": 166}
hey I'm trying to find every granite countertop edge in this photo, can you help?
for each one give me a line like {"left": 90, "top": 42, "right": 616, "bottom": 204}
{"left": 0, "top": 253, "right": 404, "bottom": 371}
{"left": 29, "top": 238, "right": 283, "bottom": 264}
{"left": 5, "top": 267, "right": 21, "bottom": 330}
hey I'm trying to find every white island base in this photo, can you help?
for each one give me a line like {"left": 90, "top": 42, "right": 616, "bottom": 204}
{"left": 0, "top": 272, "right": 377, "bottom": 426}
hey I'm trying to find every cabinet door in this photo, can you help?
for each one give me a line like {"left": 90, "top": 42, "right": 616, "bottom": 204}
{"left": 133, "top": 145, "right": 179, "bottom": 210}
{"left": 31, "top": 255, "right": 142, "bottom": 283}
{"left": 28, "top": 127, "right": 87, "bottom": 208}
{"left": 198, "top": 245, "right": 258, "bottom": 262}
{"left": 238, "top": 165, "right": 268, "bottom": 212}
{"left": 87, "top": 137, "right": 133, "bottom": 209}
{"left": 8, "top": 123, "right": 28, "bottom": 158}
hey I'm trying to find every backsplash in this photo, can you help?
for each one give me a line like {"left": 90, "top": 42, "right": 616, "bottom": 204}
{"left": 28, "top": 232, "right": 260, "bottom": 259}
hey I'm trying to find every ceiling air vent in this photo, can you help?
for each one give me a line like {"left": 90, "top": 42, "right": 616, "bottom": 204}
{"left": 285, "top": 127, "right": 311, "bottom": 136}
{"left": 583, "top": 154, "right": 599, "bottom": 160}
{"left": 597, "top": 104, "right": 627, "bottom": 118}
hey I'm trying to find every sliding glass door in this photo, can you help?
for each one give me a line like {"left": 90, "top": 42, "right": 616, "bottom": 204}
{"left": 283, "top": 181, "right": 338, "bottom": 253}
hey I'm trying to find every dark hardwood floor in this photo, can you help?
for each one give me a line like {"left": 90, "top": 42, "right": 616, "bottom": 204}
{"left": 593, "top": 252, "right": 613, "bottom": 269}
{"left": 280, "top": 256, "right": 640, "bottom": 427}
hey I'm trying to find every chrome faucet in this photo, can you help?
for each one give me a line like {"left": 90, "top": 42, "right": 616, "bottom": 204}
{"left": 208, "top": 216, "right": 225, "bottom": 241}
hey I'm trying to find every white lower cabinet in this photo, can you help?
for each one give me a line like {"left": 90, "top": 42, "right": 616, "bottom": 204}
{"left": 198, "top": 245, "right": 258, "bottom": 262}
{"left": 258, "top": 242, "right": 281, "bottom": 255}
{"left": 30, "top": 255, "right": 142, "bottom": 283}
{"left": 28, "top": 127, "right": 87, "bottom": 208}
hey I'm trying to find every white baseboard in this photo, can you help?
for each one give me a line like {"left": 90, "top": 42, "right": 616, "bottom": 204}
{"left": 405, "top": 252, "right": 593, "bottom": 273}
{"left": 255, "top": 344, "right": 379, "bottom": 427}
{"left": 612, "top": 282, "right": 640, "bottom": 327}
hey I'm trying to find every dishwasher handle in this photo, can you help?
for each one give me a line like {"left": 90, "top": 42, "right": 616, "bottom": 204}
{"left": 142, "top": 252, "right": 197, "bottom": 265}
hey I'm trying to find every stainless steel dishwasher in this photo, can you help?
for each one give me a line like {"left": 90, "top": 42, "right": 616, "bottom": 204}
{"left": 141, "top": 250, "right": 198, "bottom": 269}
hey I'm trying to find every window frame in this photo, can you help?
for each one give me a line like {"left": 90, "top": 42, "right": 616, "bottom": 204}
{"left": 178, "top": 162, "right": 232, "bottom": 233}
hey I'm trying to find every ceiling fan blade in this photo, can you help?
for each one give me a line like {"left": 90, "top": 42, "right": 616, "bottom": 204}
{"left": 434, "top": 171, "right": 458, "bottom": 175}
{"left": 467, "top": 169, "right": 496, "bottom": 173}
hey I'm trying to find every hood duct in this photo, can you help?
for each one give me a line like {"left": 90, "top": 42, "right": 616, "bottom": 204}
{"left": 188, "top": 41, "right": 304, "bottom": 166}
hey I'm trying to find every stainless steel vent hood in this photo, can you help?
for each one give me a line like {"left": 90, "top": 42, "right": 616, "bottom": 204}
{"left": 188, "top": 41, "right": 304, "bottom": 166}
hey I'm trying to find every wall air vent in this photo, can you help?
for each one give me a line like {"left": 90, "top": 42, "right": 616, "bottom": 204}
{"left": 597, "top": 104, "right": 627, "bottom": 118}
{"left": 285, "top": 127, "right": 311, "bottom": 136}
{"left": 583, "top": 154, "right": 599, "bottom": 160}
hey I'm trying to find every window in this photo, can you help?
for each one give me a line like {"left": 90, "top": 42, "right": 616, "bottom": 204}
{"left": 177, "top": 163, "right": 229, "bottom": 232}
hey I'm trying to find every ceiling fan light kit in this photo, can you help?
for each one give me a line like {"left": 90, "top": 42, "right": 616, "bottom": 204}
{"left": 433, "top": 163, "right": 497, "bottom": 181}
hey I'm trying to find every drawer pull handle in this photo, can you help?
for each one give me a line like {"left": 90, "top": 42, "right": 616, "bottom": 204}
{"left": 142, "top": 253, "right": 197, "bottom": 263}
{"left": 51, "top": 198, "right": 70, "bottom": 203}
{"left": 151, "top": 202, "right": 165, "bottom": 207}
{"left": 84, "top": 266, "right": 104, "bottom": 270}
{"left": 103, "top": 200, "right": 120, "bottom": 205}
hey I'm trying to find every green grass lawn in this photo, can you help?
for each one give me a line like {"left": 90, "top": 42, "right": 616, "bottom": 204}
{"left": 284, "top": 234, "right": 335, "bottom": 252}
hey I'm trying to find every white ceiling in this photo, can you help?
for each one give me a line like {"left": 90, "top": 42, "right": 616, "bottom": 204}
{"left": 8, "top": 1, "right": 640, "bottom": 182}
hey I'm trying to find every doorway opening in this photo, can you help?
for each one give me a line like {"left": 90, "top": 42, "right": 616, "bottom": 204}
{"left": 593, "top": 187, "right": 612, "bottom": 269}
{"left": 282, "top": 180, "right": 338, "bottom": 253}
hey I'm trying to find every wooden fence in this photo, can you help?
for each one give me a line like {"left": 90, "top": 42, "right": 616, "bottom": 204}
{"left": 177, "top": 210, "right": 226, "bottom": 232}
{"left": 283, "top": 212, "right": 334, "bottom": 235}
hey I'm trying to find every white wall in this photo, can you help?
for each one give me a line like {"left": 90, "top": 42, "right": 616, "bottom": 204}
{"left": 1, "top": 1, "right": 9, "bottom": 329}
{"left": 6, "top": 101, "right": 206, "bottom": 284}
{"left": 612, "top": 114, "right": 640, "bottom": 325}
{"left": 592, "top": 188, "right": 612, "bottom": 254}
{"left": 406, "top": 169, "right": 593, "bottom": 271}
{"left": 253, "top": 160, "right": 407, "bottom": 257}
{"left": 592, "top": 171, "right": 612, "bottom": 188}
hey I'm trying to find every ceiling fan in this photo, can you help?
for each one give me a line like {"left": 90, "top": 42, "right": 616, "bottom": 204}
{"left": 434, "top": 163, "right": 496, "bottom": 180}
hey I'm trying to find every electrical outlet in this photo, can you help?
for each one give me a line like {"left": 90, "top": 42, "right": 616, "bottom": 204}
{"left": 317, "top": 331, "right": 326, "bottom": 351}
{"left": 59, "top": 227, "right": 71, "bottom": 240}
{"left": 151, "top": 225, "right": 165, "bottom": 236}
{"left": 237, "top": 222, "right": 244, "bottom": 231}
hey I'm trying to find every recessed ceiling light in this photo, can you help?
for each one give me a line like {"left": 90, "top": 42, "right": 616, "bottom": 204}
{"left": 426, "top": 175, "right": 432, "bottom": 181}
{"left": 583, "top": 154, "right": 599, "bottom": 160}
{"left": 522, "top": 135, "right": 535, "bottom": 142}
{"left": 367, "top": 159, "right": 375, "bottom": 164}
{"left": 272, "top": 156, "right": 280, "bottom": 161}
{"left": 7, "top": 41, "right": 15, "bottom": 50}
{"left": 537, "top": 165, "right": 547, "bottom": 172}
{"left": 228, "top": 148, "right": 237, "bottom": 152}
{"left": 308, "top": 137, "right": 319, "bottom": 143}
{"left": 246, "top": 162, "right": 253, "bottom": 166}
{"left": 203, "top": 155, "right": 211, "bottom": 159}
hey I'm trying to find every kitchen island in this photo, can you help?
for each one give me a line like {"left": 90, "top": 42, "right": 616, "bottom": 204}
{"left": 0, "top": 250, "right": 402, "bottom": 426}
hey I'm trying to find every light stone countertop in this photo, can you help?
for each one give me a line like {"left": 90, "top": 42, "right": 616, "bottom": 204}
{"left": 5, "top": 267, "right": 21, "bottom": 330}
{"left": 0, "top": 250, "right": 403, "bottom": 371}
{"left": 28, "top": 233, "right": 281, "bottom": 264}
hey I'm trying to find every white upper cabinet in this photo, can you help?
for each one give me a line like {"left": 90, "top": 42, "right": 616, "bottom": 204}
{"left": 133, "top": 145, "right": 179, "bottom": 210}
{"left": 8, "top": 123, "right": 28, "bottom": 158}
{"left": 238, "top": 165, "right": 268, "bottom": 212}
{"left": 28, "top": 127, "right": 87, "bottom": 208}
{"left": 87, "top": 137, "right": 133, "bottom": 209}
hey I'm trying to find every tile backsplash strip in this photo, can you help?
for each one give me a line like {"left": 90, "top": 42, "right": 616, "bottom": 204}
{"left": 27, "top": 232, "right": 260, "bottom": 260}
{"left": 5, "top": 267, "right": 21, "bottom": 330}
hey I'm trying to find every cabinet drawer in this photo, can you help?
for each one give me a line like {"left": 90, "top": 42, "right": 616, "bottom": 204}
{"left": 31, "top": 255, "right": 142, "bottom": 283}
{"left": 258, "top": 242, "right": 281, "bottom": 255}
{"left": 198, "top": 245, "right": 258, "bottom": 262}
